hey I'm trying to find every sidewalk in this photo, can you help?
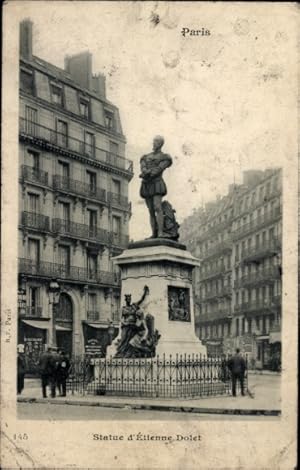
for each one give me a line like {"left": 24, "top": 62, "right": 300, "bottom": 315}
{"left": 18, "top": 375, "right": 281, "bottom": 416}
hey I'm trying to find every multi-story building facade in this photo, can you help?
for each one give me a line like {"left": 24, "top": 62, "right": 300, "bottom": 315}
{"left": 180, "top": 169, "right": 282, "bottom": 369}
{"left": 18, "top": 20, "right": 133, "bottom": 369}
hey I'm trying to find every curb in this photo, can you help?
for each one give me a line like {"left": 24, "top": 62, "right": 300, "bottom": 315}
{"left": 17, "top": 397, "right": 281, "bottom": 416}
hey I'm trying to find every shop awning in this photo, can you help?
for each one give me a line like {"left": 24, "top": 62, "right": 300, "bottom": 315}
{"left": 269, "top": 332, "right": 281, "bottom": 344}
{"left": 85, "top": 322, "right": 108, "bottom": 329}
{"left": 22, "top": 319, "right": 49, "bottom": 330}
{"left": 55, "top": 324, "right": 72, "bottom": 332}
{"left": 256, "top": 335, "right": 269, "bottom": 341}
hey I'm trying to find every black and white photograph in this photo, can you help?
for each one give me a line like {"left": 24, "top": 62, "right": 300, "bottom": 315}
{"left": 1, "top": 2, "right": 298, "bottom": 469}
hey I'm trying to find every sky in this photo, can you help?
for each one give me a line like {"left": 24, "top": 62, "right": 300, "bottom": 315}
{"left": 11, "top": 2, "right": 297, "bottom": 240}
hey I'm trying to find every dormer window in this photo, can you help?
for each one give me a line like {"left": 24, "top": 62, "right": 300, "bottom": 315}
{"left": 105, "top": 110, "right": 115, "bottom": 130}
{"left": 20, "top": 68, "right": 34, "bottom": 95}
{"left": 51, "top": 83, "right": 63, "bottom": 106}
{"left": 79, "top": 98, "right": 89, "bottom": 119}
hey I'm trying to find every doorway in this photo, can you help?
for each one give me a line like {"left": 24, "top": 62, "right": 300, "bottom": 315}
{"left": 55, "top": 293, "right": 73, "bottom": 357}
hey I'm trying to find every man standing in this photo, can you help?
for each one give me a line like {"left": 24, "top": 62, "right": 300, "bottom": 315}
{"left": 140, "top": 136, "right": 172, "bottom": 238}
{"left": 17, "top": 345, "right": 26, "bottom": 395}
{"left": 39, "top": 346, "right": 53, "bottom": 398}
{"left": 56, "top": 349, "right": 70, "bottom": 397}
{"left": 228, "top": 348, "right": 247, "bottom": 396}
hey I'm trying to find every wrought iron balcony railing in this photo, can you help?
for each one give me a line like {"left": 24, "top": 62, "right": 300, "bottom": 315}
{"left": 199, "top": 264, "right": 226, "bottom": 281}
{"left": 234, "top": 266, "right": 281, "bottom": 288}
{"left": 52, "top": 218, "right": 110, "bottom": 244}
{"left": 21, "top": 165, "right": 49, "bottom": 186}
{"left": 53, "top": 175, "right": 106, "bottom": 203}
{"left": 241, "top": 237, "right": 281, "bottom": 263}
{"left": 234, "top": 296, "right": 281, "bottom": 315}
{"left": 198, "top": 309, "right": 233, "bottom": 322}
{"left": 19, "top": 258, "right": 120, "bottom": 286}
{"left": 21, "top": 211, "right": 50, "bottom": 231}
{"left": 201, "top": 285, "right": 232, "bottom": 301}
{"left": 19, "top": 118, "right": 133, "bottom": 174}
{"left": 232, "top": 207, "right": 282, "bottom": 239}
{"left": 18, "top": 306, "right": 43, "bottom": 317}
{"left": 107, "top": 191, "right": 131, "bottom": 210}
{"left": 201, "top": 239, "right": 232, "bottom": 260}
{"left": 87, "top": 311, "right": 100, "bottom": 321}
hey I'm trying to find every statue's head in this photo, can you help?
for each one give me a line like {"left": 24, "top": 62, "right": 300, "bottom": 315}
{"left": 124, "top": 294, "right": 131, "bottom": 305}
{"left": 152, "top": 135, "right": 164, "bottom": 152}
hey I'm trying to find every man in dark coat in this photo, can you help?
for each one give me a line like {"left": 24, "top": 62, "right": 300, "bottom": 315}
{"left": 56, "top": 350, "right": 70, "bottom": 397}
{"left": 227, "top": 348, "right": 247, "bottom": 396}
{"left": 17, "top": 349, "right": 26, "bottom": 395}
{"left": 39, "top": 347, "right": 53, "bottom": 398}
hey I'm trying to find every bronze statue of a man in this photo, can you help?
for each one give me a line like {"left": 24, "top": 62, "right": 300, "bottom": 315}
{"left": 139, "top": 136, "right": 172, "bottom": 238}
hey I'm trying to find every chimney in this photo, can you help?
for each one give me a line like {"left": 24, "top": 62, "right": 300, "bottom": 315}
{"left": 64, "top": 51, "right": 92, "bottom": 90}
{"left": 20, "top": 19, "right": 33, "bottom": 60}
{"left": 92, "top": 73, "right": 106, "bottom": 98}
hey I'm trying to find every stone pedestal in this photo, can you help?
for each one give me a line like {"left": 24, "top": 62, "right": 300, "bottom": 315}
{"left": 109, "top": 241, "right": 206, "bottom": 357}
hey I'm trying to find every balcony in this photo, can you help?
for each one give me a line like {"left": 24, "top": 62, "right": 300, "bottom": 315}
{"left": 18, "top": 306, "right": 43, "bottom": 317}
{"left": 19, "top": 258, "right": 121, "bottom": 286}
{"left": 234, "top": 296, "right": 281, "bottom": 315}
{"left": 200, "top": 264, "right": 226, "bottom": 281}
{"left": 202, "top": 285, "right": 232, "bottom": 301}
{"left": 107, "top": 191, "right": 131, "bottom": 211}
{"left": 87, "top": 311, "right": 100, "bottom": 321}
{"left": 21, "top": 165, "right": 49, "bottom": 186}
{"left": 52, "top": 218, "right": 109, "bottom": 244}
{"left": 19, "top": 118, "right": 133, "bottom": 175}
{"left": 234, "top": 266, "right": 281, "bottom": 288}
{"left": 241, "top": 238, "right": 281, "bottom": 263}
{"left": 198, "top": 309, "right": 232, "bottom": 323}
{"left": 201, "top": 239, "right": 232, "bottom": 260}
{"left": 53, "top": 175, "right": 106, "bottom": 203}
{"left": 232, "top": 207, "right": 282, "bottom": 239}
{"left": 21, "top": 211, "right": 50, "bottom": 231}
{"left": 111, "top": 233, "right": 129, "bottom": 249}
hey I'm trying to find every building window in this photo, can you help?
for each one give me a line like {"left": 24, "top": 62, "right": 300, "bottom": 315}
{"left": 87, "top": 170, "right": 97, "bottom": 193}
{"left": 20, "top": 68, "right": 34, "bottom": 95}
{"left": 25, "top": 106, "right": 38, "bottom": 136}
{"left": 236, "top": 318, "right": 240, "bottom": 336}
{"left": 85, "top": 132, "right": 95, "bottom": 157}
{"left": 88, "top": 293, "right": 97, "bottom": 315}
{"left": 26, "top": 150, "right": 39, "bottom": 171}
{"left": 59, "top": 245, "right": 70, "bottom": 273}
{"left": 87, "top": 253, "right": 98, "bottom": 278}
{"left": 28, "top": 192, "right": 40, "bottom": 213}
{"left": 112, "top": 215, "right": 121, "bottom": 242}
{"left": 105, "top": 111, "right": 115, "bottom": 130}
{"left": 51, "top": 84, "right": 63, "bottom": 106}
{"left": 87, "top": 209, "right": 97, "bottom": 236}
{"left": 57, "top": 120, "right": 68, "bottom": 148}
{"left": 28, "top": 287, "right": 40, "bottom": 315}
{"left": 58, "top": 160, "right": 70, "bottom": 180}
{"left": 79, "top": 99, "right": 89, "bottom": 119}
{"left": 28, "top": 238, "right": 40, "bottom": 264}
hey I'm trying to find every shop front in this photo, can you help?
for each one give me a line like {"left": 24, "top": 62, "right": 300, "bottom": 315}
{"left": 256, "top": 336, "right": 270, "bottom": 369}
{"left": 18, "top": 318, "right": 49, "bottom": 375}
{"left": 202, "top": 339, "right": 223, "bottom": 357}
{"left": 82, "top": 322, "right": 118, "bottom": 357}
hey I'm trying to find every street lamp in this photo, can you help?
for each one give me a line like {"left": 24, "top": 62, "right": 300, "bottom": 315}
{"left": 107, "top": 320, "right": 115, "bottom": 345}
{"left": 49, "top": 280, "right": 60, "bottom": 347}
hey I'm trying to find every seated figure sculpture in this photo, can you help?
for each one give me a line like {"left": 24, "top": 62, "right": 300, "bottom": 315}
{"left": 114, "top": 286, "right": 160, "bottom": 358}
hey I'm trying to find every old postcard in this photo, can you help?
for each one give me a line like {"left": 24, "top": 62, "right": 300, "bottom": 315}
{"left": 1, "top": 1, "right": 298, "bottom": 469}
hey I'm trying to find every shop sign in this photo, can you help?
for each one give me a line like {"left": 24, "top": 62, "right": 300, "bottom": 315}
{"left": 85, "top": 339, "right": 103, "bottom": 356}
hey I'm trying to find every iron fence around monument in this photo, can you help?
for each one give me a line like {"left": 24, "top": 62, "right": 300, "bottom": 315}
{"left": 66, "top": 355, "right": 247, "bottom": 399}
